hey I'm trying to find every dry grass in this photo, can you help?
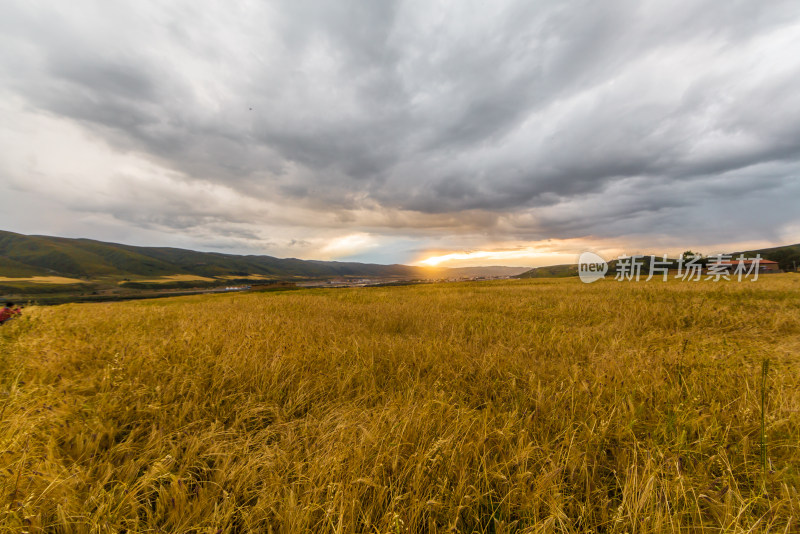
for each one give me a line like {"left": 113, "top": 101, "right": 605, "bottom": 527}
{"left": 1, "top": 276, "right": 799, "bottom": 532}
{"left": 0, "top": 277, "right": 87, "bottom": 285}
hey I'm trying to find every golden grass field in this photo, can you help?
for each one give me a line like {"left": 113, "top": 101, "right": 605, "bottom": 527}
{"left": 1, "top": 276, "right": 798, "bottom": 532}
{"left": 0, "top": 277, "right": 87, "bottom": 285}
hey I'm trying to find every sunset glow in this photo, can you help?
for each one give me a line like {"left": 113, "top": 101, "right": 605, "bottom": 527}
{"left": 416, "top": 246, "right": 589, "bottom": 268}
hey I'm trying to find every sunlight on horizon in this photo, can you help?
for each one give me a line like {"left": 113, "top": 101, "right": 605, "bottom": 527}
{"left": 412, "top": 236, "right": 791, "bottom": 269}
{"left": 417, "top": 248, "right": 578, "bottom": 268}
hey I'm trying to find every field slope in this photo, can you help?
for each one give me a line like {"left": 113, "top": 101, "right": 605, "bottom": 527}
{"left": 1, "top": 276, "right": 799, "bottom": 532}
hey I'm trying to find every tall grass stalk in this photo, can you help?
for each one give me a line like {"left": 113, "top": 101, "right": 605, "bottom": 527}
{"left": 761, "top": 358, "right": 770, "bottom": 473}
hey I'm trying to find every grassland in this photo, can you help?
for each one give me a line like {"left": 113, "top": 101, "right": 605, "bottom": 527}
{"left": 1, "top": 276, "right": 798, "bottom": 532}
{"left": 0, "top": 277, "right": 88, "bottom": 285}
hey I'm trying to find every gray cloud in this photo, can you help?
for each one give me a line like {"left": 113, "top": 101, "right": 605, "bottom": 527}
{"left": 1, "top": 0, "right": 799, "bottom": 259}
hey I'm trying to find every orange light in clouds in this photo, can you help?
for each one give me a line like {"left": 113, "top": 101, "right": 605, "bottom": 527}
{"left": 416, "top": 236, "right": 797, "bottom": 269}
{"left": 418, "top": 248, "right": 576, "bottom": 267}
{"left": 416, "top": 238, "right": 633, "bottom": 268}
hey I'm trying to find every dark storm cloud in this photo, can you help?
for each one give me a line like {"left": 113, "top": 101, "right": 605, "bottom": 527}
{"left": 1, "top": 0, "right": 800, "bottom": 245}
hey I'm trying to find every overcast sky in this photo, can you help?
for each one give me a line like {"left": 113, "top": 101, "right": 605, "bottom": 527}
{"left": 1, "top": 1, "right": 799, "bottom": 267}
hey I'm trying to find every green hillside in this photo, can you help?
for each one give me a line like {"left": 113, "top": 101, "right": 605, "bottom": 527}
{"left": 0, "top": 230, "right": 424, "bottom": 280}
{"left": 0, "top": 232, "right": 177, "bottom": 278}
{"left": 515, "top": 263, "right": 578, "bottom": 278}
{"left": 0, "top": 230, "right": 528, "bottom": 283}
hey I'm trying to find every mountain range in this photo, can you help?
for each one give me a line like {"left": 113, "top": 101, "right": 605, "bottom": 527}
{"left": 4, "top": 229, "right": 796, "bottom": 287}
{"left": 0, "top": 230, "right": 528, "bottom": 281}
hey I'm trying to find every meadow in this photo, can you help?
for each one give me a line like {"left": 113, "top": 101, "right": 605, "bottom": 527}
{"left": 0, "top": 277, "right": 88, "bottom": 285}
{"left": 1, "top": 276, "right": 798, "bottom": 533}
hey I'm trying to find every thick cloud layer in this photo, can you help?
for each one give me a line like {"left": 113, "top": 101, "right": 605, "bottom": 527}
{"left": 1, "top": 1, "right": 799, "bottom": 264}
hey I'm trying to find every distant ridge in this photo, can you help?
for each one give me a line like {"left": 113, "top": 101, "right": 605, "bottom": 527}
{"left": 0, "top": 230, "right": 529, "bottom": 280}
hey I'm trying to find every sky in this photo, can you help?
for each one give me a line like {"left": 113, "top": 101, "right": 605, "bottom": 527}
{"left": 1, "top": 1, "right": 799, "bottom": 268}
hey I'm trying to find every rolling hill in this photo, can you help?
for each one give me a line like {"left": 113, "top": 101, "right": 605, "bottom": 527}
{"left": 515, "top": 263, "right": 579, "bottom": 278}
{"left": 0, "top": 230, "right": 528, "bottom": 281}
